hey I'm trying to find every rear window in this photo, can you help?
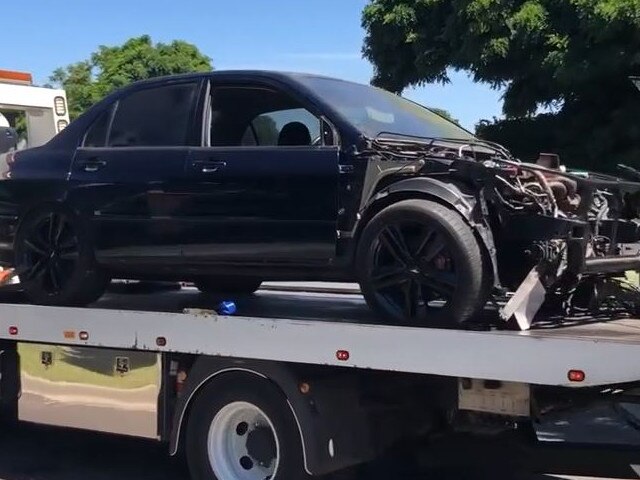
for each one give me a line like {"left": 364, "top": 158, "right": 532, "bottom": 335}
{"left": 83, "top": 108, "right": 112, "bottom": 147}
{"left": 108, "top": 83, "right": 198, "bottom": 147}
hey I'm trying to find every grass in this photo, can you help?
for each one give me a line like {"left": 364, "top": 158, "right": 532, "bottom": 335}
{"left": 19, "top": 344, "right": 159, "bottom": 389}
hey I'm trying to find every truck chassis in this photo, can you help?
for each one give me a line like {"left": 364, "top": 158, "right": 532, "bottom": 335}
{"left": 0, "top": 282, "right": 639, "bottom": 480}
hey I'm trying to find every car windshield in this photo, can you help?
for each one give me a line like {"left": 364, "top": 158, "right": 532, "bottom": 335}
{"left": 298, "top": 76, "right": 474, "bottom": 141}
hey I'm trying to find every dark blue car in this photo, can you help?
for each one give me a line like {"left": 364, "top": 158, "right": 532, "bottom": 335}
{"left": 4, "top": 71, "right": 635, "bottom": 326}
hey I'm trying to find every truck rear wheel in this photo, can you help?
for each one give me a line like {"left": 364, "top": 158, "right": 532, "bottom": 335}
{"left": 186, "top": 376, "right": 308, "bottom": 480}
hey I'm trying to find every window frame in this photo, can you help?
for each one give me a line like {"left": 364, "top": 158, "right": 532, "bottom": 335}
{"left": 81, "top": 79, "right": 204, "bottom": 150}
{"left": 81, "top": 102, "right": 117, "bottom": 148}
{"left": 202, "top": 80, "right": 340, "bottom": 150}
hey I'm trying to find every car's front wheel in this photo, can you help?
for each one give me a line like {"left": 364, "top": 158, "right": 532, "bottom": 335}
{"left": 195, "top": 277, "right": 262, "bottom": 295}
{"left": 356, "top": 199, "right": 489, "bottom": 327}
{"left": 14, "top": 206, "right": 108, "bottom": 306}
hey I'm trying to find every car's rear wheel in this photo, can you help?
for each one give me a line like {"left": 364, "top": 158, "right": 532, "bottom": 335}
{"left": 356, "top": 199, "right": 488, "bottom": 327}
{"left": 195, "top": 277, "right": 262, "bottom": 295}
{"left": 15, "top": 207, "right": 108, "bottom": 306}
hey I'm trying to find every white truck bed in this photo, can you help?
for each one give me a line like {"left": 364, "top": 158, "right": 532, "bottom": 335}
{"left": 0, "top": 282, "right": 638, "bottom": 388}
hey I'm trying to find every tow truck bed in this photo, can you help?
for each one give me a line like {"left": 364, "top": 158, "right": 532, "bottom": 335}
{"left": 0, "top": 282, "right": 637, "bottom": 388}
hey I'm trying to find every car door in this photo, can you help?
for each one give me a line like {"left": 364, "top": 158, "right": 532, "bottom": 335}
{"left": 182, "top": 82, "right": 340, "bottom": 265}
{"left": 68, "top": 80, "right": 201, "bottom": 264}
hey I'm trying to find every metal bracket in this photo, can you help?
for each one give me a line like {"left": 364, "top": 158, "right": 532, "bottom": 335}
{"left": 499, "top": 267, "right": 547, "bottom": 330}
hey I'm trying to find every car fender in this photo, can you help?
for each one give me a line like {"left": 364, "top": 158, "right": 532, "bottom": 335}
{"left": 358, "top": 176, "right": 501, "bottom": 288}
{"left": 376, "top": 176, "right": 476, "bottom": 218}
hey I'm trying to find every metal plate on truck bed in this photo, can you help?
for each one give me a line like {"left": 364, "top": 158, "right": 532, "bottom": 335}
{"left": 0, "top": 284, "right": 639, "bottom": 388}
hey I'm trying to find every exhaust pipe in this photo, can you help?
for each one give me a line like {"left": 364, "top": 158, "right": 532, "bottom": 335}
{"left": 583, "top": 256, "right": 640, "bottom": 274}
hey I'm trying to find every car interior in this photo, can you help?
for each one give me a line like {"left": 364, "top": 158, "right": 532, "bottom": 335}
{"left": 209, "top": 86, "right": 320, "bottom": 147}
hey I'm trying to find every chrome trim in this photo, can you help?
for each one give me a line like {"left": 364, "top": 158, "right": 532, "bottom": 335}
{"left": 18, "top": 344, "right": 161, "bottom": 439}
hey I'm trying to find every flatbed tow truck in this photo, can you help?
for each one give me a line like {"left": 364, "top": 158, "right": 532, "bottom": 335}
{"left": 0, "top": 281, "right": 639, "bottom": 480}
{"left": 1, "top": 67, "right": 640, "bottom": 480}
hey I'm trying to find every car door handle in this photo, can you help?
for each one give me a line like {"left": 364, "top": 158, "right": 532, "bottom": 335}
{"left": 195, "top": 161, "right": 226, "bottom": 174}
{"left": 80, "top": 160, "right": 107, "bottom": 172}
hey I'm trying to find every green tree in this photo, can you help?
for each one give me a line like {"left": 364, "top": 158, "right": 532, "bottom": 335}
{"left": 362, "top": 0, "right": 640, "bottom": 171}
{"left": 50, "top": 35, "right": 212, "bottom": 119}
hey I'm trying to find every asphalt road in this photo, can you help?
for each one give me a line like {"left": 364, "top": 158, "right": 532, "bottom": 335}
{"left": 2, "top": 404, "right": 640, "bottom": 480}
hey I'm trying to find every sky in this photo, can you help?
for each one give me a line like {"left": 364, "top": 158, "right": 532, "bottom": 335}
{"left": 2, "top": 0, "right": 505, "bottom": 130}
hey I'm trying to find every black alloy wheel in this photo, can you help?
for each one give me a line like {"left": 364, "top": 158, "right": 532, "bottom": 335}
{"left": 357, "top": 199, "right": 488, "bottom": 326}
{"left": 20, "top": 211, "right": 79, "bottom": 293}
{"left": 15, "top": 208, "right": 108, "bottom": 306}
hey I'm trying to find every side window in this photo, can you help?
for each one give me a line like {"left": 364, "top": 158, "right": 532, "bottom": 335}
{"left": 83, "top": 107, "right": 112, "bottom": 147}
{"left": 209, "top": 86, "right": 329, "bottom": 147}
{"left": 248, "top": 108, "right": 320, "bottom": 146}
{"left": 108, "top": 83, "right": 198, "bottom": 147}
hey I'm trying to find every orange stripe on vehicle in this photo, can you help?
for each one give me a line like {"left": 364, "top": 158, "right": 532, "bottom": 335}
{"left": 0, "top": 70, "right": 33, "bottom": 85}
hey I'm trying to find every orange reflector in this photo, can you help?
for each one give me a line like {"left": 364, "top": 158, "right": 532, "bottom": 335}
{"left": 0, "top": 268, "right": 16, "bottom": 286}
{"left": 156, "top": 336, "right": 167, "bottom": 347}
{"left": 0, "top": 69, "right": 33, "bottom": 85}
{"left": 79, "top": 331, "right": 89, "bottom": 341}
{"left": 63, "top": 330, "right": 76, "bottom": 340}
{"left": 336, "top": 350, "right": 350, "bottom": 361}
{"left": 8, "top": 326, "right": 17, "bottom": 335}
{"left": 568, "top": 370, "right": 585, "bottom": 382}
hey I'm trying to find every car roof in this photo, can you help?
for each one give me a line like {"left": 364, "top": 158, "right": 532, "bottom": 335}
{"left": 126, "top": 70, "right": 367, "bottom": 89}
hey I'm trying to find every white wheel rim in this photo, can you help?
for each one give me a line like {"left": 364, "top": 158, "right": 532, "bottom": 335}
{"left": 207, "top": 401, "right": 280, "bottom": 480}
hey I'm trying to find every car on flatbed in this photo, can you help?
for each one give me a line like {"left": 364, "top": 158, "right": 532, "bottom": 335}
{"left": 0, "top": 71, "right": 639, "bottom": 328}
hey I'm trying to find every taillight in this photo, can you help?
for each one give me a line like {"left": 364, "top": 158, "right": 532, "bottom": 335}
{"left": 568, "top": 370, "right": 585, "bottom": 382}
{"left": 54, "top": 96, "right": 67, "bottom": 116}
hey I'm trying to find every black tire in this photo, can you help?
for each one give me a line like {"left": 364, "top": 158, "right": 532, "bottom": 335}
{"left": 14, "top": 206, "right": 108, "bottom": 306}
{"left": 186, "top": 375, "right": 309, "bottom": 480}
{"left": 356, "top": 199, "right": 488, "bottom": 327}
{"left": 195, "top": 277, "right": 262, "bottom": 295}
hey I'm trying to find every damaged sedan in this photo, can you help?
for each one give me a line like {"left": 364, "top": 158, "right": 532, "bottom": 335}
{"left": 0, "top": 71, "right": 638, "bottom": 329}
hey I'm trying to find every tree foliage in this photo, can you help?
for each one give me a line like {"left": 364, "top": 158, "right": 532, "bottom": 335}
{"left": 50, "top": 35, "right": 212, "bottom": 119}
{"left": 362, "top": 0, "right": 640, "bottom": 170}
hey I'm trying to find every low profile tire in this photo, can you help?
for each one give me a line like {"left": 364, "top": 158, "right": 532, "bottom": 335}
{"left": 14, "top": 207, "right": 108, "bottom": 306}
{"left": 195, "top": 277, "right": 262, "bottom": 295}
{"left": 186, "top": 376, "right": 309, "bottom": 480}
{"left": 356, "top": 199, "right": 488, "bottom": 327}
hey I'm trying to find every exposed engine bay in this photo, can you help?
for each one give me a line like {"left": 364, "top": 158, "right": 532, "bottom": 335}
{"left": 364, "top": 135, "right": 640, "bottom": 329}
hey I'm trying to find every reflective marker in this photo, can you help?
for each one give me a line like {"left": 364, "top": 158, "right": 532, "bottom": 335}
{"left": 336, "top": 350, "right": 350, "bottom": 361}
{"left": 568, "top": 369, "right": 585, "bottom": 382}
